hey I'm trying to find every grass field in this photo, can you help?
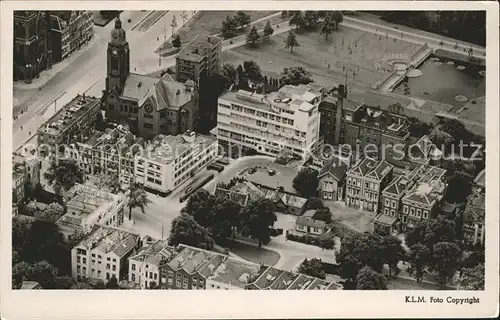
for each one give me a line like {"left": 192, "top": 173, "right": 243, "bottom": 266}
{"left": 223, "top": 26, "right": 420, "bottom": 88}
{"left": 156, "top": 11, "right": 279, "bottom": 53}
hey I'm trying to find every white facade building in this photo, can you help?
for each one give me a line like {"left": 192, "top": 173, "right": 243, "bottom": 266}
{"left": 217, "top": 84, "right": 321, "bottom": 159}
{"left": 134, "top": 131, "right": 218, "bottom": 195}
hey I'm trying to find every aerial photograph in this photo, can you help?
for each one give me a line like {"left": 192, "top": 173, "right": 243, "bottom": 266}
{"left": 11, "top": 10, "right": 485, "bottom": 291}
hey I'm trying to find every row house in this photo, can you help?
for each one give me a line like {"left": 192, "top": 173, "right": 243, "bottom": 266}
{"left": 50, "top": 11, "right": 93, "bottom": 62}
{"left": 375, "top": 165, "right": 447, "bottom": 234}
{"left": 317, "top": 154, "right": 349, "bottom": 201}
{"left": 71, "top": 225, "right": 141, "bottom": 282}
{"left": 345, "top": 158, "right": 394, "bottom": 213}
{"left": 37, "top": 94, "right": 101, "bottom": 152}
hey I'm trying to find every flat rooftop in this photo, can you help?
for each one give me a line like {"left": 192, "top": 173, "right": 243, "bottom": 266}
{"left": 38, "top": 94, "right": 100, "bottom": 137}
{"left": 177, "top": 33, "right": 222, "bottom": 62}
{"left": 78, "top": 225, "right": 139, "bottom": 258}
{"left": 243, "top": 162, "right": 299, "bottom": 195}
{"left": 144, "top": 131, "right": 216, "bottom": 164}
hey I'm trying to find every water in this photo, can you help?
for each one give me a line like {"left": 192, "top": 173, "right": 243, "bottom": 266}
{"left": 394, "top": 56, "right": 485, "bottom": 107}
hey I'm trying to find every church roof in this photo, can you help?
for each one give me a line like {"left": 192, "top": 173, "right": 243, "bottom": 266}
{"left": 121, "top": 73, "right": 195, "bottom": 111}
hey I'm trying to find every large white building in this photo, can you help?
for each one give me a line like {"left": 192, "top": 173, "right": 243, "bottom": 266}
{"left": 217, "top": 84, "right": 322, "bottom": 159}
{"left": 71, "top": 225, "right": 140, "bottom": 282}
{"left": 56, "top": 184, "right": 126, "bottom": 240}
{"left": 134, "top": 131, "right": 218, "bottom": 195}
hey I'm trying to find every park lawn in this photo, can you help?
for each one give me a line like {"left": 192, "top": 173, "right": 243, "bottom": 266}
{"left": 325, "top": 201, "right": 376, "bottom": 234}
{"left": 156, "top": 11, "right": 278, "bottom": 53}
{"left": 225, "top": 26, "right": 420, "bottom": 88}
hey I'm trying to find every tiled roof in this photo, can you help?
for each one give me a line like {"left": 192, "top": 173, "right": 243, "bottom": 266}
{"left": 129, "top": 240, "right": 175, "bottom": 266}
{"left": 318, "top": 158, "right": 348, "bottom": 181}
{"left": 214, "top": 186, "right": 249, "bottom": 206}
{"left": 383, "top": 175, "right": 414, "bottom": 196}
{"left": 366, "top": 161, "right": 393, "bottom": 181}
{"left": 296, "top": 216, "right": 326, "bottom": 229}
{"left": 252, "top": 267, "right": 284, "bottom": 290}
{"left": 268, "top": 271, "right": 299, "bottom": 290}
{"left": 287, "top": 274, "right": 315, "bottom": 290}
{"left": 349, "top": 158, "right": 393, "bottom": 181}
{"left": 78, "top": 225, "right": 140, "bottom": 258}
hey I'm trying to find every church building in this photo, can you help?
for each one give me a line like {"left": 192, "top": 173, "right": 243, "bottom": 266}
{"left": 103, "top": 16, "right": 199, "bottom": 139}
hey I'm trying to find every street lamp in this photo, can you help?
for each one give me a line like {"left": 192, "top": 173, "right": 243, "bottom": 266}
{"left": 25, "top": 64, "right": 32, "bottom": 84}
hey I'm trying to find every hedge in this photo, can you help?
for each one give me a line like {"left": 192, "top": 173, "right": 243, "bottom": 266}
{"left": 286, "top": 233, "right": 334, "bottom": 249}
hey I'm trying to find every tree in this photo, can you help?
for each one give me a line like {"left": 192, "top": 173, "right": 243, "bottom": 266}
{"left": 238, "top": 199, "right": 277, "bottom": 247}
{"left": 54, "top": 275, "right": 76, "bottom": 289}
{"left": 44, "top": 159, "right": 84, "bottom": 195}
{"left": 280, "top": 66, "right": 313, "bottom": 86}
{"left": 408, "top": 117, "right": 433, "bottom": 137}
{"left": 127, "top": 183, "right": 151, "bottom": 220}
{"left": 168, "top": 213, "right": 213, "bottom": 249}
{"left": 292, "top": 167, "right": 319, "bottom": 197}
{"left": 289, "top": 11, "right": 305, "bottom": 31}
{"left": 388, "top": 103, "right": 404, "bottom": 115}
{"left": 210, "top": 196, "right": 241, "bottom": 240}
{"left": 306, "top": 197, "right": 324, "bottom": 210}
{"left": 405, "top": 215, "right": 456, "bottom": 250}
{"left": 320, "top": 16, "right": 335, "bottom": 40}
{"left": 304, "top": 11, "right": 319, "bottom": 29}
{"left": 379, "top": 235, "right": 406, "bottom": 277}
{"left": 284, "top": 30, "right": 300, "bottom": 53}
{"left": 263, "top": 20, "right": 274, "bottom": 40}
{"left": 441, "top": 119, "right": 469, "bottom": 144}
{"left": 329, "top": 11, "right": 344, "bottom": 25}
{"left": 428, "top": 126, "right": 453, "bottom": 152}
{"left": 172, "top": 35, "right": 181, "bottom": 51}
{"left": 312, "top": 208, "right": 332, "bottom": 223}
{"left": 221, "top": 15, "right": 238, "bottom": 39}
{"left": 243, "top": 60, "right": 262, "bottom": 81}
{"left": 170, "top": 15, "right": 177, "bottom": 36}
{"left": 33, "top": 202, "right": 64, "bottom": 222}
{"left": 356, "top": 266, "right": 387, "bottom": 290}
{"left": 297, "top": 258, "right": 326, "bottom": 279}
{"left": 445, "top": 171, "right": 473, "bottom": 204}
{"left": 94, "top": 280, "right": 106, "bottom": 289}
{"left": 459, "top": 264, "right": 484, "bottom": 290}
{"left": 182, "top": 189, "right": 216, "bottom": 227}
{"left": 12, "top": 261, "right": 58, "bottom": 289}
{"left": 235, "top": 11, "right": 251, "bottom": 29}
{"left": 220, "top": 63, "right": 236, "bottom": 88}
{"left": 281, "top": 11, "right": 289, "bottom": 18}
{"left": 431, "top": 241, "right": 461, "bottom": 289}
{"left": 461, "top": 244, "right": 485, "bottom": 269}
{"left": 106, "top": 275, "right": 120, "bottom": 289}
{"left": 246, "top": 26, "right": 261, "bottom": 47}
{"left": 408, "top": 243, "right": 430, "bottom": 283}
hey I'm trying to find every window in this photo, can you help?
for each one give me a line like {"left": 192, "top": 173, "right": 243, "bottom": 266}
{"left": 92, "top": 254, "right": 95, "bottom": 257}
{"left": 98, "top": 270, "right": 102, "bottom": 277}
{"left": 391, "top": 201, "right": 396, "bottom": 209}
{"left": 423, "top": 210, "right": 429, "bottom": 219}
{"left": 107, "top": 257, "right": 111, "bottom": 261}
{"left": 390, "top": 210, "right": 395, "bottom": 216}
{"left": 168, "top": 277, "right": 173, "bottom": 285}
{"left": 98, "top": 255, "right": 102, "bottom": 259}
{"left": 183, "top": 279, "right": 188, "bottom": 289}
{"left": 410, "top": 208, "right": 415, "bottom": 216}
{"left": 176, "top": 279, "right": 181, "bottom": 287}
{"left": 77, "top": 256, "right": 81, "bottom": 263}
{"left": 131, "top": 274, "right": 136, "bottom": 282}
{"left": 131, "top": 264, "right": 136, "bottom": 271}
{"left": 417, "top": 209, "right": 422, "bottom": 217}
{"left": 145, "top": 271, "right": 148, "bottom": 277}
{"left": 112, "top": 265, "right": 116, "bottom": 271}
{"left": 162, "top": 277, "right": 166, "bottom": 284}
{"left": 385, "top": 199, "right": 390, "bottom": 206}
{"left": 113, "top": 259, "right": 116, "bottom": 262}
{"left": 77, "top": 266, "right": 81, "bottom": 274}
{"left": 384, "top": 208, "right": 389, "bottom": 215}
{"left": 403, "top": 205, "right": 408, "bottom": 214}
{"left": 82, "top": 258, "right": 86, "bottom": 264}
{"left": 106, "top": 264, "right": 110, "bottom": 270}
{"left": 154, "top": 273, "right": 157, "bottom": 280}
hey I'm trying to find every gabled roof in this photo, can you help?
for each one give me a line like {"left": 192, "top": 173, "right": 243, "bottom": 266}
{"left": 366, "top": 161, "right": 393, "bottom": 181}
{"left": 214, "top": 186, "right": 249, "bottom": 206}
{"left": 318, "top": 158, "right": 348, "bottom": 181}
{"left": 383, "top": 175, "right": 414, "bottom": 196}
{"left": 349, "top": 158, "right": 393, "bottom": 181}
{"left": 296, "top": 216, "right": 326, "bottom": 229}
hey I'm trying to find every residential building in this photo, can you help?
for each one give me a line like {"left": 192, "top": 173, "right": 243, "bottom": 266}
{"left": 176, "top": 34, "right": 223, "bottom": 83}
{"left": 56, "top": 184, "right": 126, "bottom": 240}
{"left": 128, "top": 240, "right": 177, "bottom": 289}
{"left": 318, "top": 84, "right": 348, "bottom": 145}
{"left": 37, "top": 94, "right": 101, "bottom": 150}
{"left": 345, "top": 158, "right": 394, "bottom": 212}
{"left": 246, "top": 266, "right": 342, "bottom": 290}
{"left": 12, "top": 153, "right": 41, "bottom": 211}
{"left": 317, "top": 155, "right": 349, "bottom": 201}
{"left": 213, "top": 180, "right": 264, "bottom": 206}
{"left": 205, "top": 258, "right": 262, "bottom": 290}
{"left": 261, "top": 188, "right": 308, "bottom": 215}
{"left": 294, "top": 210, "right": 328, "bottom": 236}
{"left": 71, "top": 225, "right": 140, "bottom": 282}
{"left": 217, "top": 84, "right": 322, "bottom": 159}
{"left": 49, "top": 11, "right": 93, "bottom": 62}
{"left": 400, "top": 166, "right": 447, "bottom": 231}
{"left": 72, "top": 125, "right": 144, "bottom": 184}
{"left": 134, "top": 131, "right": 218, "bottom": 195}
{"left": 463, "top": 188, "right": 485, "bottom": 246}
{"left": 104, "top": 17, "right": 199, "bottom": 139}
{"left": 13, "top": 11, "right": 53, "bottom": 81}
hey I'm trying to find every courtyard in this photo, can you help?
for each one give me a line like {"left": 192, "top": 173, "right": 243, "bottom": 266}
{"left": 223, "top": 26, "right": 421, "bottom": 88}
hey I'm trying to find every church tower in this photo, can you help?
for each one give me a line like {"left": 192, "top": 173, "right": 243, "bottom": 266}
{"left": 106, "top": 16, "right": 130, "bottom": 96}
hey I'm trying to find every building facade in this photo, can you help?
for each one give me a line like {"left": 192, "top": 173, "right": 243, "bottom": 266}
{"left": 56, "top": 184, "right": 126, "bottom": 240}
{"left": 72, "top": 125, "right": 144, "bottom": 184}
{"left": 104, "top": 17, "right": 199, "bottom": 139}
{"left": 217, "top": 84, "right": 322, "bottom": 159}
{"left": 13, "top": 11, "right": 53, "bottom": 82}
{"left": 463, "top": 188, "right": 485, "bottom": 246}
{"left": 50, "top": 11, "right": 94, "bottom": 62}
{"left": 176, "top": 34, "right": 223, "bottom": 83}
{"left": 37, "top": 94, "right": 101, "bottom": 151}
{"left": 134, "top": 131, "right": 218, "bottom": 195}
{"left": 71, "top": 225, "right": 140, "bottom": 282}
{"left": 317, "top": 155, "right": 348, "bottom": 201}
{"left": 128, "top": 240, "right": 176, "bottom": 289}
{"left": 12, "top": 153, "right": 42, "bottom": 214}
{"left": 345, "top": 158, "right": 394, "bottom": 213}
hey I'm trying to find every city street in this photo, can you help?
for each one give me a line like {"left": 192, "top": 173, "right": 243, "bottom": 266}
{"left": 13, "top": 10, "right": 196, "bottom": 150}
